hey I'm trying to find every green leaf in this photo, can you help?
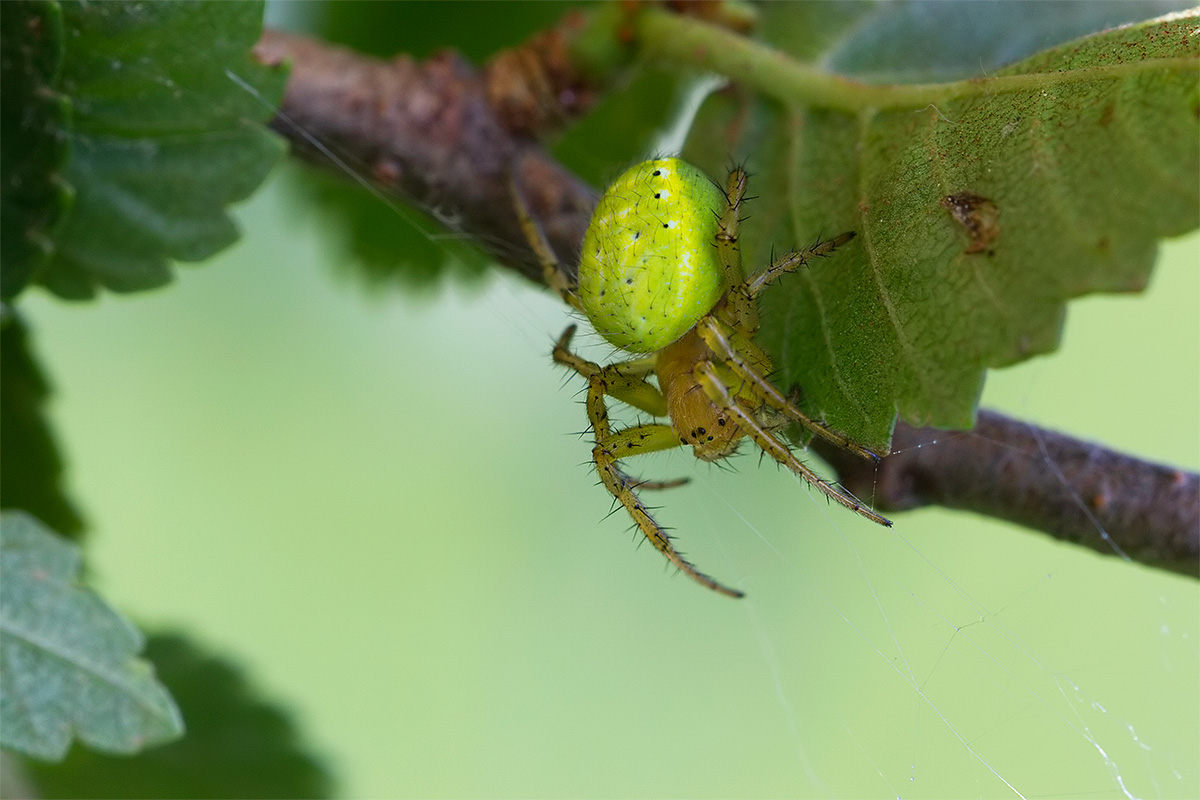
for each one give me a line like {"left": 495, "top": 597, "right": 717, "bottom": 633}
{"left": 783, "top": 0, "right": 1191, "bottom": 82}
{"left": 0, "top": 0, "right": 72, "bottom": 300}
{"left": 679, "top": 5, "right": 1199, "bottom": 450}
{"left": 307, "top": 0, "right": 577, "bottom": 62}
{"left": 34, "top": 0, "right": 288, "bottom": 299}
{"left": 552, "top": 66, "right": 690, "bottom": 188}
{"left": 0, "top": 512, "right": 182, "bottom": 760}
{"left": 0, "top": 312, "right": 84, "bottom": 538}
{"left": 24, "top": 633, "right": 334, "bottom": 799}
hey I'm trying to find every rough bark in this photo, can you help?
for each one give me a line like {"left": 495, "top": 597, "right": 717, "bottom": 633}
{"left": 815, "top": 412, "right": 1198, "bottom": 578}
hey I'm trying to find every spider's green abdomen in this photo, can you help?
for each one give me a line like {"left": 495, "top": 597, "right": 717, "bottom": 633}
{"left": 578, "top": 159, "right": 726, "bottom": 353}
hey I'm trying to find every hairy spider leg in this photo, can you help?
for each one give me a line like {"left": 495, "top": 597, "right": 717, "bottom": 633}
{"left": 713, "top": 167, "right": 759, "bottom": 332}
{"left": 553, "top": 328, "right": 745, "bottom": 598}
{"left": 552, "top": 325, "right": 666, "bottom": 417}
{"left": 702, "top": 176, "right": 884, "bottom": 503}
{"left": 743, "top": 231, "right": 857, "bottom": 300}
{"left": 510, "top": 178, "right": 582, "bottom": 311}
{"left": 695, "top": 316, "right": 882, "bottom": 463}
{"left": 694, "top": 361, "right": 892, "bottom": 528}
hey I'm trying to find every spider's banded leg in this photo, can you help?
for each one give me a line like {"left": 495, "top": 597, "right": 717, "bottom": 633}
{"left": 695, "top": 316, "right": 880, "bottom": 462}
{"left": 578, "top": 357, "right": 741, "bottom": 596}
{"left": 552, "top": 325, "right": 667, "bottom": 417}
{"left": 695, "top": 362, "right": 892, "bottom": 528}
{"left": 743, "top": 231, "right": 857, "bottom": 301}
{"left": 509, "top": 179, "right": 583, "bottom": 311}
{"left": 555, "top": 326, "right": 689, "bottom": 483}
{"left": 586, "top": 406, "right": 745, "bottom": 598}
{"left": 714, "top": 167, "right": 758, "bottom": 331}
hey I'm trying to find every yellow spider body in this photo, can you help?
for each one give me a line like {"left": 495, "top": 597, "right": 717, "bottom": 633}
{"left": 519, "top": 158, "right": 890, "bottom": 597}
{"left": 655, "top": 323, "right": 764, "bottom": 461}
{"left": 577, "top": 160, "right": 726, "bottom": 353}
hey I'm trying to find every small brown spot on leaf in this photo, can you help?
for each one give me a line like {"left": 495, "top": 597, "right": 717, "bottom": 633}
{"left": 940, "top": 191, "right": 1000, "bottom": 255}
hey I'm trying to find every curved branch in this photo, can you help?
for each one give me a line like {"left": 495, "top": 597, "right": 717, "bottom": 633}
{"left": 252, "top": 30, "right": 1198, "bottom": 579}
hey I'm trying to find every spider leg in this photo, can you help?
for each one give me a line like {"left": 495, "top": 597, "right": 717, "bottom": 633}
{"left": 630, "top": 476, "right": 690, "bottom": 491}
{"left": 695, "top": 361, "right": 892, "bottom": 528}
{"left": 552, "top": 325, "right": 667, "bottom": 417}
{"left": 743, "top": 231, "right": 857, "bottom": 301}
{"left": 713, "top": 167, "right": 758, "bottom": 332}
{"left": 552, "top": 327, "right": 740, "bottom": 596}
{"left": 695, "top": 316, "right": 880, "bottom": 462}
{"left": 510, "top": 176, "right": 583, "bottom": 311}
{"left": 587, "top": 411, "right": 745, "bottom": 598}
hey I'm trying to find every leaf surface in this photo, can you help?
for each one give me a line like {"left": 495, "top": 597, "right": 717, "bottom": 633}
{"left": 35, "top": 0, "right": 287, "bottom": 299}
{"left": 0, "top": 512, "right": 182, "bottom": 760}
{"left": 685, "top": 5, "right": 1199, "bottom": 450}
{"left": 24, "top": 633, "right": 333, "bottom": 798}
{"left": 0, "top": 0, "right": 71, "bottom": 300}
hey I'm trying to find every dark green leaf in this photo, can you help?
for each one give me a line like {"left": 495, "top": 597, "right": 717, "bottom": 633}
{"left": 0, "top": 512, "right": 182, "bottom": 760}
{"left": 303, "top": 0, "right": 575, "bottom": 62}
{"left": 0, "top": 312, "right": 84, "bottom": 538}
{"left": 37, "top": 0, "right": 288, "bottom": 299}
{"left": 25, "top": 633, "right": 334, "bottom": 799}
{"left": 553, "top": 66, "right": 688, "bottom": 188}
{"left": 685, "top": 6, "right": 1200, "bottom": 450}
{"left": 0, "top": 0, "right": 72, "bottom": 300}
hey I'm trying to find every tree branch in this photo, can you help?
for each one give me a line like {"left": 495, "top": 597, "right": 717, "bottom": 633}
{"left": 253, "top": 29, "right": 598, "bottom": 285}
{"left": 252, "top": 30, "right": 1198, "bottom": 579}
{"left": 815, "top": 412, "right": 1199, "bottom": 578}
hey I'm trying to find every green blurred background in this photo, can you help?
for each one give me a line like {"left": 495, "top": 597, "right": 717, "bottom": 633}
{"left": 21, "top": 166, "right": 1200, "bottom": 799}
{"left": 16, "top": 2, "right": 1200, "bottom": 797}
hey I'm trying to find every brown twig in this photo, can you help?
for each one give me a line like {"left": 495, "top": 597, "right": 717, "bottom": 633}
{"left": 254, "top": 29, "right": 598, "bottom": 285}
{"left": 252, "top": 31, "right": 1199, "bottom": 579}
{"left": 816, "top": 411, "right": 1199, "bottom": 577}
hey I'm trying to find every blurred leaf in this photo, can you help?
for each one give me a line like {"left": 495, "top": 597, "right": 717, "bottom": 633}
{"left": 0, "top": 512, "right": 182, "bottom": 760}
{"left": 303, "top": 0, "right": 575, "bottom": 62}
{"left": 0, "top": 0, "right": 72, "bottom": 300}
{"left": 35, "top": 0, "right": 288, "bottom": 299}
{"left": 25, "top": 632, "right": 334, "bottom": 799}
{"left": 553, "top": 66, "right": 687, "bottom": 187}
{"left": 816, "top": 0, "right": 1193, "bottom": 82}
{"left": 0, "top": 312, "right": 84, "bottom": 538}
{"left": 685, "top": 5, "right": 1199, "bottom": 450}
{"left": 286, "top": 166, "right": 490, "bottom": 294}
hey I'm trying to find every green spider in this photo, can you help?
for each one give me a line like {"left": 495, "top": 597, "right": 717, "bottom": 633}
{"left": 519, "top": 159, "right": 891, "bottom": 598}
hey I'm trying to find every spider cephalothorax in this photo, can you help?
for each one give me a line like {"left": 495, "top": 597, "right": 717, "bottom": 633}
{"left": 519, "top": 158, "right": 890, "bottom": 597}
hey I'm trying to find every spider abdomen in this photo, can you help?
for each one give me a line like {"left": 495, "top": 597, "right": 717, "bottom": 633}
{"left": 578, "top": 159, "right": 726, "bottom": 354}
